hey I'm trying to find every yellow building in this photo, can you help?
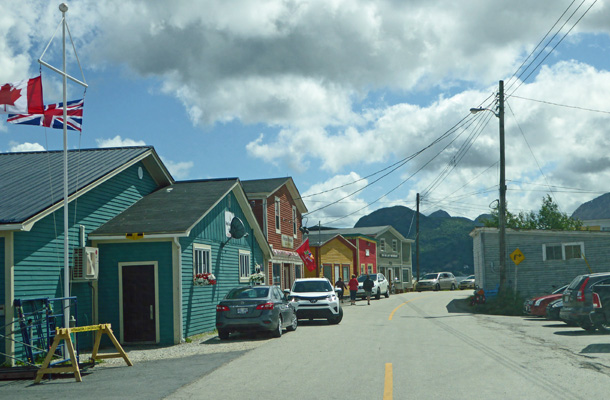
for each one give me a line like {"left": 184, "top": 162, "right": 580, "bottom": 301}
{"left": 306, "top": 234, "right": 357, "bottom": 284}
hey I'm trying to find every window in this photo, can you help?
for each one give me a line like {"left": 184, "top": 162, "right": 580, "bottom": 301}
{"left": 392, "top": 239, "right": 397, "bottom": 252}
{"left": 295, "top": 265, "right": 302, "bottom": 279}
{"left": 193, "top": 244, "right": 211, "bottom": 275}
{"left": 543, "top": 242, "right": 584, "bottom": 261}
{"left": 273, "top": 263, "right": 281, "bottom": 285}
{"left": 380, "top": 239, "right": 385, "bottom": 251}
{"left": 564, "top": 243, "right": 583, "bottom": 260}
{"left": 239, "top": 251, "right": 251, "bottom": 281}
{"left": 275, "top": 197, "right": 281, "bottom": 233}
{"left": 293, "top": 206, "right": 297, "bottom": 237}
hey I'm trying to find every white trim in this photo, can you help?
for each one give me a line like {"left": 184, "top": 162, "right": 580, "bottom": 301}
{"left": 173, "top": 238, "right": 183, "bottom": 344}
{"left": 90, "top": 233, "right": 189, "bottom": 241}
{"left": 292, "top": 205, "right": 297, "bottom": 238}
{"left": 118, "top": 261, "right": 160, "bottom": 344}
{"left": 239, "top": 250, "right": 251, "bottom": 283}
{"left": 275, "top": 197, "right": 281, "bottom": 234}
{"left": 193, "top": 243, "right": 212, "bottom": 275}
{"left": 563, "top": 241, "right": 584, "bottom": 260}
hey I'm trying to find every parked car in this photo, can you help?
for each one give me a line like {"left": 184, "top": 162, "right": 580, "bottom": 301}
{"left": 215, "top": 285, "right": 297, "bottom": 339}
{"left": 357, "top": 273, "right": 390, "bottom": 300}
{"left": 589, "top": 281, "right": 610, "bottom": 333}
{"left": 458, "top": 275, "right": 476, "bottom": 290}
{"left": 416, "top": 272, "right": 457, "bottom": 291}
{"left": 560, "top": 272, "right": 610, "bottom": 330}
{"left": 524, "top": 284, "right": 568, "bottom": 317}
{"left": 545, "top": 298, "right": 563, "bottom": 321}
{"left": 287, "top": 278, "right": 343, "bottom": 324}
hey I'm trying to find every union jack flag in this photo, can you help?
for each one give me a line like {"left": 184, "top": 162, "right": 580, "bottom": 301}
{"left": 7, "top": 99, "right": 84, "bottom": 132}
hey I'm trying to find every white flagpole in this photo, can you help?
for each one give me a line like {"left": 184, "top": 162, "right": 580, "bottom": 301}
{"left": 60, "top": 2, "right": 70, "bottom": 332}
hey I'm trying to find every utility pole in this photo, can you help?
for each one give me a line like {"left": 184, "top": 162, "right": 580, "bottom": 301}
{"left": 416, "top": 193, "right": 420, "bottom": 282}
{"left": 498, "top": 80, "right": 507, "bottom": 292}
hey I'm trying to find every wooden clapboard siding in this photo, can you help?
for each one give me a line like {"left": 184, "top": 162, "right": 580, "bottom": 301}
{"left": 265, "top": 185, "right": 302, "bottom": 251}
{"left": 0, "top": 236, "right": 4, "bottom": 361}
{"left": 9, "top": 162, "right": 159, "bottom": 354}
{"left": 96, "top": 241, "right": 173, "bottom": 345}
{"left": 181, "top": 192, "right": 265, "bottom": 338}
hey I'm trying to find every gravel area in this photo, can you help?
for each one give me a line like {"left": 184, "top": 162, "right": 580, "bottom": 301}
{"left": 81, "top": 331, "right": 271, "bottom": 367}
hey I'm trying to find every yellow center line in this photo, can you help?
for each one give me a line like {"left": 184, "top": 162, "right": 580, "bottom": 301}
{"left": 384, "top": 363, "right": 393, "bottom": 400}
{"left": 388, "top": 296, "right": 429, "bottom": 321}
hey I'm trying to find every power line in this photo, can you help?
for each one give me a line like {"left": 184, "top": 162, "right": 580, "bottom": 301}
{"left": 509, "top": 95, "right": 610, "bottom": 114}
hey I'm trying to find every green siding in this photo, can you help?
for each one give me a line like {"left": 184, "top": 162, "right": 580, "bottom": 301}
{"left": 9, "top": 162, "right": 159, "bottom": 356}
{"left": 97, "top": 241, "right": 173, "bottom": 345}
{"left": 1, "top": 237, "right": 4, "bottom": 363}
{"left": 181, "top": 192, "right": 264, "bottom": 338}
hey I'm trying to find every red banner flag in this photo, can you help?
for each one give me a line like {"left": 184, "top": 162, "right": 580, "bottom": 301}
{"left": 296, "top": 238, "right": 316, "bottom": 272}
{"left": 0, "top": 76, "right": 43, "bottom": 114}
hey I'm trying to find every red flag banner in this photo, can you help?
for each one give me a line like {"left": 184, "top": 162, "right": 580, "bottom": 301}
{"left": 0, "top": 76, "right": 44, "bottom": 114}
{"left": 296, "top": 238, "right": 316, "bottom": 272}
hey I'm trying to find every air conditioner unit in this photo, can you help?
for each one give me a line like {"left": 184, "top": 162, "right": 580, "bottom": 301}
{"left": 72, "top": 247, "right": 99, "bottom": 281}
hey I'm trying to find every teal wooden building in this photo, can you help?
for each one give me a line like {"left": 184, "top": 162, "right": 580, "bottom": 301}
{"left": 1, "top": 146, "right": 270, "bottom": 364}
{"left": 89, "top": 178, "right": 271, "bottom": 345}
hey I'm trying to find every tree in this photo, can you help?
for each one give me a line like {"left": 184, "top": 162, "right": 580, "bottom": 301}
{"left": 483, "top": 195, "right": 583, "bottom": 230}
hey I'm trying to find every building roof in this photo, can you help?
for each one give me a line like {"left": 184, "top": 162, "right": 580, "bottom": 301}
{"left": 0, "top": 146, "right": 172, "bottom": 227}
{"left": 305, "top": 232, "right": 357, "bottom": 249}
{"left": 91, "top": 178, "right": 240, "bottom": 236}
{"left": 310, "top": 226, "right": 413, "bottom": 243}
{"left": 242, "top": 177, "right": 308, "bottom": 214}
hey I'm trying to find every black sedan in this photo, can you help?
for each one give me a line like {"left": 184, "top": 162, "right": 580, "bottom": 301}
{"left": 216, "top": 285, "right": 297, "bottom": 340}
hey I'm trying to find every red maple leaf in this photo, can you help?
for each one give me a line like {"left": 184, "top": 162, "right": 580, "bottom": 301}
{"left": 0, "top": 84, "right": 22, "bottom": 106}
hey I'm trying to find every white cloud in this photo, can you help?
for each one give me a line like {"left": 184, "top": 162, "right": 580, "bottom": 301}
{"left": 8, "top": 141, "right": 45, "bottom": 152}
{"left": 95, "top": 135, "right": 146, "bottom": 148}
{"left": 161, "top": 158, "right": 194, "bottom": 180}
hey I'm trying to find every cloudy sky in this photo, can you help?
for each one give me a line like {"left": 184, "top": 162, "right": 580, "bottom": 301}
{"left": 1, "top": 0, "right": 609, "bottom": 229}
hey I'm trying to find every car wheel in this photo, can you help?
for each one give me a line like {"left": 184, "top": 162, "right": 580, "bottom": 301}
{"left": 384, "top": 288, "right": 390, "bottom": 298}
{"left": 328, "top": 308, "right": 343, "bottom": 325}
{"left": 581, "top": 323, "right": 596, "bottom": 331}
{"left": 450, "top": 283, "right": 456, "bottom": 291}
{"left": 594, "top": 321, "right": 610, "bottom": 333}
{"left": 218, "top": 329, "right": 230, "bottom": 340}
{"left": 272, "top": 316, "right": 283, "bottom": 338}
{"left": 435, "top": 283, "right": 440, "bottom": 291}
{"left": 286, "top": 313, "right": 298, "bottom": 332}
{"left": 375, "top": 289, "right": 381, "bottom": 300}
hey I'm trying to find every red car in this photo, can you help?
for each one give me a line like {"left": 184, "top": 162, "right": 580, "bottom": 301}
{"left": 525, "top": 285, "right": 568, "bottom": 317}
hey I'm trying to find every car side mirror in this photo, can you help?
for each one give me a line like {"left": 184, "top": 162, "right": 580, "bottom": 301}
{"left": 283, "top": 289, "right": 290, "bottom": 295}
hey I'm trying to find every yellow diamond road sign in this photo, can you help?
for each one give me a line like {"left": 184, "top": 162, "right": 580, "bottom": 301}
{"left": 510, "top": 248, "right": 524, "bottom": 266}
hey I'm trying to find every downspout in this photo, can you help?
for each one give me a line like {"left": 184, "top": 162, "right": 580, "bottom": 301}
{"left": 173, "top": 237, "right": 184, "bottom": 343}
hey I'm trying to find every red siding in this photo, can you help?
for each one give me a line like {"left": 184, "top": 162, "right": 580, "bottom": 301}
{"left": 265, "top": 185, "right": 303, "bottom": 251}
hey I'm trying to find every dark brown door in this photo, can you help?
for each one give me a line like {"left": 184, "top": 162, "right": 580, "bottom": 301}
{"left": 122, "top": 264, "right": 156, "bottom": 343}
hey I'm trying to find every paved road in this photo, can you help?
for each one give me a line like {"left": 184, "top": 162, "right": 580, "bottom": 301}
{"left": 3, "top": 291, "right": 610, "bottom": 399}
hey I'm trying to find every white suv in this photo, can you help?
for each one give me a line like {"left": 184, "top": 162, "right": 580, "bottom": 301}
{"left": 286, "top": 278, "right": 343, "bottom": 324}
{"left": 357, "top": 273, "right": 390, "bottom": 300}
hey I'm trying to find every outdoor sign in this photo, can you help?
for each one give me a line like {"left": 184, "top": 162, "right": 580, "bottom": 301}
{"left": 510, "top": 248, "right": 524, "bottom": 266}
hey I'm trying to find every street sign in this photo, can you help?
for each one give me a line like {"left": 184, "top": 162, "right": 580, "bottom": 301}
{"left": 510, "top": 248, "right": 524, "bottom": 266}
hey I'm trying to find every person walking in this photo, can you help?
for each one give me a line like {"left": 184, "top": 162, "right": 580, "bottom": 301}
{"left": 363, "top": 274, "right": 374, "bottom": 305}
{"left": 335, "top": 277, "right": 348, "bottom": 303}
{"left": 348, "top": 274, "right": 359, "bottom": 305}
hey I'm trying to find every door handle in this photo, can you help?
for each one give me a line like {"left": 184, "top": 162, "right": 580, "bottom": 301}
{"left": 150, "top": 305, "right": 154, "bottom": 320}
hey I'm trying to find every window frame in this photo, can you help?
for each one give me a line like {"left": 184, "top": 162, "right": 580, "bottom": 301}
{"left": 292, "top": 206, "right": 298, "bottom": 238}
{"left": 239, "top": 250, "right": 251, "bottom": 283}
{"left": 275, "top": 197, "right": 281, "bottom": 233}
{"left": 380, "top": 238, "right": 385, "bottom": 252}
{"left": 392, "top": 239, "right": 397, "bottom": 252}
{"left": 193, "top": 244, "right": 211, "bottom": 276}
{"left": 543, "top": 242, "right": 585, "bottom": 261}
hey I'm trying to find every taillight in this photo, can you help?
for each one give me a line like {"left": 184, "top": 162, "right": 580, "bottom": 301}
{"left": 216, "top": 305, "right": 229, "bottom": 312}
{"left": 256, "top": 302, "right": 274, "bottom": 310}
{"left": 593, "top": 292, "right": 602, "bottom": 309}
{"left": 576, "top": 277, "right": 589, "bottom": 302}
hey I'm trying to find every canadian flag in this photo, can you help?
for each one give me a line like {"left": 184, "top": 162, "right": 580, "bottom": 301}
{"left": 0, "top": 76, "right": 44, "bottom": 114}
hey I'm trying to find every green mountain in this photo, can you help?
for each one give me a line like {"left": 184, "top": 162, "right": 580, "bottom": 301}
{"left": 354, "top": 205, "right": 484, "bottom": 276}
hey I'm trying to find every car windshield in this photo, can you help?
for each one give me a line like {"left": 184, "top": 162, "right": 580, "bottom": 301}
{"left": 225, "top": 287, "right": 269, "bottom": 299}
{"left": 552, "top": 285, "right": 568, "bottom": 294}
{"left": 292, "top": 280, "right": 332, "bottom": 293}
{"left": 466, "top": 275, "right": 475, "bottom": 280}
{"left": 357, "top": 274, "right": 377, "bottom": 282}
{"left": 422, "top": 273, "right": 438, "bottom": 280}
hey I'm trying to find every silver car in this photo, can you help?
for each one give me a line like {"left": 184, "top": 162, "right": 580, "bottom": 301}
{"left": 416, "top": 272, "right": 457, "bottom": 291}
{"left": 215, "top": 285, "right": 297, "bottom": 339}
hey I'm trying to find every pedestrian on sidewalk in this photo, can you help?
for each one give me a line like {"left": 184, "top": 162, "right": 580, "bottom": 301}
{"left": 348, "top": 274, "right": 359, "bottom": 305}
{"left": 335, "top": 277, "right": 348, "bottom": 303}
{"left": 363, "top": 275, "right": 374, "bottom": 305}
